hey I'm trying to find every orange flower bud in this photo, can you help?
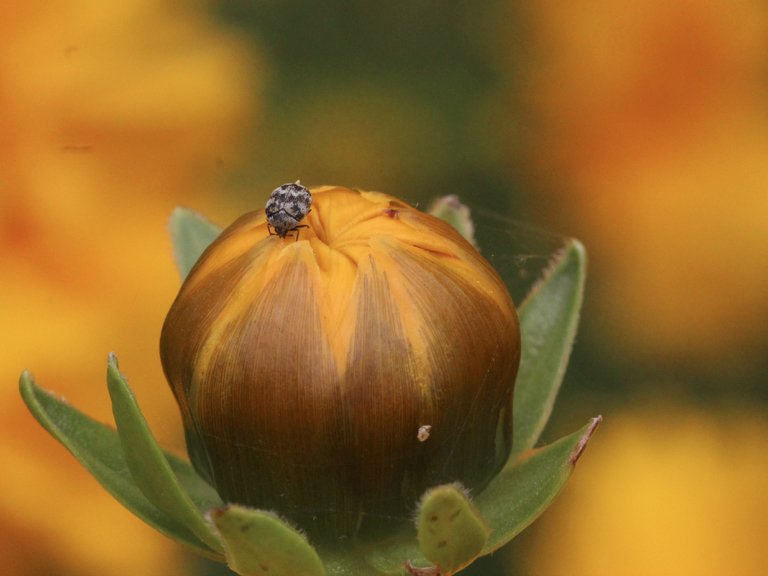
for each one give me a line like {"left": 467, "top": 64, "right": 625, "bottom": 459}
{"left": 160, "top": 186, "right": 521, "bottom": 542}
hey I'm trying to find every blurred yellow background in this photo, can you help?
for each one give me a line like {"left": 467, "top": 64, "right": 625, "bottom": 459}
{"left": 1, "top": 1, "right": 767, "bottom": 575}
{"left": 1, "top": 0, "right": 255, "bottom": 574}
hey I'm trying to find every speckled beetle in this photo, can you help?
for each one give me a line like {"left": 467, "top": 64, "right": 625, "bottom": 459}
{"left": 265, "top": 182, "right": 312, "bottom": 240}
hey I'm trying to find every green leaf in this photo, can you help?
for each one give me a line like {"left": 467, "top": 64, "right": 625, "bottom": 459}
{"left": 166, "top": 450, "right": 224, "bottom": 513}
{"left": 107, "top": 354, "right": 223, "bottom": 553}
{"left": 416, "top": 484, "right": 489, "bottom": 575}
{"left": 318, "top": 547, "right": 403, "bottom": 576}
{"left": 210, "top": 505, "right": 326, "bottom": 576}
{"left": 362, "top": 529, "right": 423, "bottom": 575}
{"left": 476, "top": 417, "right": 601, "bottom": 553}
{"left": 427, "top": 195, "right": 478, "bottom": 248}
{"left": 513, "top": 240, "right": 587, "bottom": 456}
{"left": 19, "top": 370, "right": 224, "bottom": 561}
{"left": 169, "top": 206, "right": 223, "bottom": 280}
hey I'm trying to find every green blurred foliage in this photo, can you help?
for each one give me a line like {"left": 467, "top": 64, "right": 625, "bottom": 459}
{"left": 210, "top": 0, "right": 526, "bottom": 217}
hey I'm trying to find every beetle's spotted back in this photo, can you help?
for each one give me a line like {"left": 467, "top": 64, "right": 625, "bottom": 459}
{"left": 265, "top": 183, "right": 312, "bottom": 237}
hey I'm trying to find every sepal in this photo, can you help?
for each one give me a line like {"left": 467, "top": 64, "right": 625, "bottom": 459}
{"left": 416, "top": 484, "right": 489, "bottom": 575}
{"left": 168, "top": 206, "right": 223, "bottom": 280}
{"left": 513, "top": 240, "right": 587, "bottom": 456}
{"left": 427, "top": 195, "right": 478, "bottom": 248}
{"left": 19, "top": 370, "right": 224, "bottom": 560}
{"left": 476, "top": 416, "right": 601, "bottom": 553}
{"left": 106, "top": 353, "right": 224, "bottom": 553}
{"left": 209, "top": 505, "right": 326, "bottom": 576}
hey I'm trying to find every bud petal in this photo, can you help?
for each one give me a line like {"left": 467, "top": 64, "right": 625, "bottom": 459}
{"left": 160, "top": 187, "right": 521, "bottom": 541}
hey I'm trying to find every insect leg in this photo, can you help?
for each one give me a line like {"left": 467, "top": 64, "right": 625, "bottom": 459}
{"left": 293, "top": 224, "right": 309, "bottom": 242}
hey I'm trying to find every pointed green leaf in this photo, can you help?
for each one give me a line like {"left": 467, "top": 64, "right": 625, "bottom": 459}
{"left": 428, "top": 195, "right": 478, "bottom": 248}
{"left": 513, "top": 240, "right": 587, "bottom": 455}
{"left": 169, "top": 206, "right": 223, "bottom": 280}
{"left": 210, "top": 505, "right": 326, "bottom": 576}
{"left": 477, "top": 416, "right": 601, "bottom": 553}
{"left": 416, "top": 484, "right": 489, "bottom": 575}
{"left": 107, "top": 354, "right": 223, "bottom": 553}
{"left": 19, "top": 370, "right": 224, "bottom": 560}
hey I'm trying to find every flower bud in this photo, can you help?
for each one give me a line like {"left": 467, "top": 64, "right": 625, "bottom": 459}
{"left": 160, "top": 186, "right": 521, "bottom": 542}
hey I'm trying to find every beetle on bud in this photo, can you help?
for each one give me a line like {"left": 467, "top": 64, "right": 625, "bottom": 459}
{"left": 160, "top": 186, "right": 521, "bottom": 543}
{"left": 265, "top": 182, "right": 312, "bottom": 239}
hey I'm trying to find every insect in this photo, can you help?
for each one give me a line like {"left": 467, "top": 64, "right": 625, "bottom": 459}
{"left": 417, "top": 425, "right": 432, "bottom": 442}
{"left": 265, "top": 182, "right": 313, "bottom": 240}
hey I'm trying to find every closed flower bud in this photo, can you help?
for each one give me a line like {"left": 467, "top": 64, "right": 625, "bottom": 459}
{"left": 160, "top": 186, "right": 521, "bottom": 542}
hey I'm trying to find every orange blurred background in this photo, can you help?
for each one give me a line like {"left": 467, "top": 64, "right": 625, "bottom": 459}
{"left": 0, "top": 0, "right": 255, "bottom": 574}
{"left": 2, "top": 0, "right": 767, "bottom": 575}
{"left": 507, "top": 1, "right": 768, "bottom": 574}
